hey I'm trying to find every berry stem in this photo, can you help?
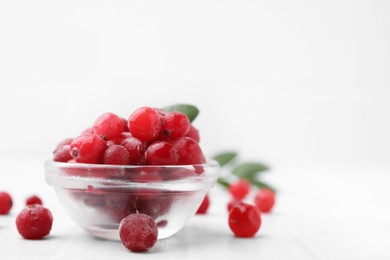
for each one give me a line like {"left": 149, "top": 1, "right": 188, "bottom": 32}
{"left": 217, "top": 177, "right": 230, "bottom": 189}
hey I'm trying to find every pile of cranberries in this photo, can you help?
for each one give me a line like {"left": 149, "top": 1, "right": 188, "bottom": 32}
{"left": 53, "top": 106, "right": 204, "bottom": 166}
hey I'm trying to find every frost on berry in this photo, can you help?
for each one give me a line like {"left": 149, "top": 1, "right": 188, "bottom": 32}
{"left": 228, "top": 202, "right": 261, "bottom": 238}
{"left": 119, "top": 213, "right": 158, "bottom": 252}
{"left": 16, "top": 205, "right": 53, "bottom": 239}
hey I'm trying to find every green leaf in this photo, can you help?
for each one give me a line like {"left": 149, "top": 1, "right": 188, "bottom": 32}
{"left": 232, "top": 162, "right": 269, "bottom": 178}
{"left": 217, "top": 177, "right": 230, "bottom": 189}
{"left": 249, "top": 179, "right": 276, "bottom": 192}
{"left": 163, "top": 104, "right": 199, "bottom": 122}
{"left": 213, "top": 152, "right": 237, "bottom": 167}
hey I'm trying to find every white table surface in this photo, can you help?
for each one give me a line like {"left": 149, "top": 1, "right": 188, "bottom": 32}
{"left": 1, "top": 159, "right": 390, "bottom": 259}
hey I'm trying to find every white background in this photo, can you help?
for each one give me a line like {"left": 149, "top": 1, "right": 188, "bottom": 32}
{"left": 1, "top": 1, "right": 390, "bottom": 259}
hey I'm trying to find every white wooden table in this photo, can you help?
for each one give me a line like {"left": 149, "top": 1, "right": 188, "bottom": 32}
{"left": 1, "top": 159, "right": 389, "bottom": 259}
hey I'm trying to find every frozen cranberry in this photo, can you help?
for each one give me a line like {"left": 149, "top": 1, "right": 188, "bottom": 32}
{"left": 119, "top": 213, "right": 158, "bottom": 252}
{"left": 53, "top": 144, "right": 72, "bottom": 162}
{"left": 174, "top": 137, "right": 204, "bottom": 165}
{"left": 0, "top": 191, "right": 12, "bottom": 215}
{"left": 129, "top": 107, "right": 162, "bottom": 142}
{"left": 228, "top": 202, "right": 261, "bottom": 238}
{"left": 81, "top": 127, "right": 93, "bottom": 135}
{"left": 186, "top": 125, "right": 200, "bottom": 142}
{"left": 103, "top": 145, "right": 130, "bottom": 165}
{"left": 70, "top": 134, "right": 107, "bottom": 164}
{"left": 161, "top": 112, "right": 191, "bottom": 139}
{"left": 122, "top": 118, "right": 129, "bottom": 132}
{"left": 146, "top": 141, "right": 178, "bottom": 165}
{"left": 93, "top": 112, "right": 125, "bottom": 140}
{"left": 113, "top": 132, "right": 132, "bottom": 145}
{"left": 228, "top": 179, "right": 251, "bottom": 200}
{"left": 26, "top": 195, "right": 43, "bottom": 206}
{"left": 121, "top": 137, "right": 146, "bottom": 164}
{"left": 196, "top": 194, "right": 209, "bottom": 214}
{"left": 227, "top": 199, "right": 240, "bottom": 212}
{"left": 54, "top": 138, "right": 73, "bottom": 152}
{"left": 254, "top": 189, "right": 276, "bottom": 213}
{"left": 16, "top": 205, "right": 53, "bottom": 239}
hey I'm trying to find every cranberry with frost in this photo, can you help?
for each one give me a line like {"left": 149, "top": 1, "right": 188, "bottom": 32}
{"left": 26, "top": 195, "right": 43, "bottom": 206}
{"left": 228, "top": 202, "right": 261, "bottom": 238}
{"left": 161, "top": 112, "right": 191, "bottom": 139}
{"left": 196, "top": 194, "right": 209, "bottom": 214}
{"left": 254, "top": 189, "right": 276, "bottom": 213}
{"left": 69, "top": 134, "right": 107, "bottom": 164}
{"left": 129, "top": 107, "right": 162, "bottom": 142}
{"left": 146, "top": 141, "right": 178, "bottom": 165}
{"left": 121, "top": 137, "right": 146, "bottom": 164}
{"left": 93, "top": 112, "right": 125, "bottom": 140}
{"left": 119, "top": 213, "right": 158, "bottom": 252}
{"left": 227, "top": 199, "right": 240, "bottom": 212}
{"left": 228, "top": 179, "right": 251, "bottom": 200}
{"left": 186, "top": 125, "right": 200, "bottom": 142}
{"left": 174, "top": 137, "right": 204, "bottom": 165}
{"left": 16, "top": 204, "right": 53, "bottom": 239}
{"left": 0, "top": 191, "right": 12, "bottom": 215}
{"left": 103, "top": 145, "right": 130, "bottom": 165}
{"left": 53, "top": 144, "right": 72, "bottom": 162}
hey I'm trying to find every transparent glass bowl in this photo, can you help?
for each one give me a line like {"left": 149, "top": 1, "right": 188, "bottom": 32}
{"left": 45, "top": 160, "right": 219, "bottom": 240}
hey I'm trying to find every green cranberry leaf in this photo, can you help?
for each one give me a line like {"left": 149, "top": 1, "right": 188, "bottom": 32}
{"left": 217, "top": 177, "right": 230, "bottom": 189}
{"left": 232, "top": 162, "right": 269, "bottom": 178}
{"left": 249, "top": 178, "right": 276, "bottom": 192}
{"left": 163, "top": 104, "right": 199, "bottom": 122}
{"left": 213, "top": 152, "right": 237, "bottom": 167}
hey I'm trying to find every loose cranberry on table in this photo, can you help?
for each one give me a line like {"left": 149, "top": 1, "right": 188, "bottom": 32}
{"left": 254, "top": 188, "right": 276, "bottom": 213}
{"left": 228, "top": 179, "right": 251, "bottom": 200}
{"left": 16, "top": 204, "right": 53, "bottom": 239}
{"left": 119, "top": 213, "right": 158, "bottom": 252}
{"left": 227, "top": 199, "right": 241, "bottom": 212}
{"left": 26, "top": 195, "right": 43, "bottom": 206}
{"left": 196, "top": 194, "right": 210, "bottom": 214}
{"left": 0, "top": 191, "right": 13, "bottom": 215}
{"left": 228, "top": 202, "right": 261, "bottom": 238}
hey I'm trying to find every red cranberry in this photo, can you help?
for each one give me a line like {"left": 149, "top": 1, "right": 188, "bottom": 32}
{"left": 16, "top": 205, "right": 53, "bottom": 239}
{"left": 254, "top": 189, "right": 276, "bottom": 213}
{"left": 121, "top": 137, "right": 146, "bottom": 164}
{"left": 129, "top": 107, "right": 162, "bottom": 142}
{"left": 161, "top": 112, "right": 191, "bottom": 139}
{"left": 26, "top": 195, "right": 43, "bottom": 206}
{"left": 93, "top": 112, "right": 125, "bottom": 140}
{"left": 53, "top": 144, "right": 72, "bottom": 162}
{"left": 69, "top": 134, "right": 107, "bottom": 164}
{"left": 174, "top": 137, "right": 204, "bottom": 165}
{"left": 146, "top": 141, "right": 178, "bottom": 165}
{"left": 228, "top": 179, "right": 251, "bottom": 200}
{"left": 227, "top": 199, "right": 241, "bottom": 212}
{"left": 103, "top": 145, "right": 130, "bottom": 165}
{"left": 0, "top": 191, "right": 12, "bottom": 215}
{"left": 119, "top": 213, "right": 158, "bottom": 252}
{"left": 196, "top": 194, "right": 209, "bottom": 214}
{"left": 53, "top": 138, "right": 73, "bottom": 152}
{"left": 112, "top": 132, "right": 132, "bottom": 145}
{"left": 186, "top": 125, "right": 200, "bottom": 142}
{"left": 228, "top": 202, "right": 261, "bottom": 238}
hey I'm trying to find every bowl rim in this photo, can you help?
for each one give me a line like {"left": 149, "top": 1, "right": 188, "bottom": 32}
{"left": 45, "top": 159, "right": 219, "bottom": 169}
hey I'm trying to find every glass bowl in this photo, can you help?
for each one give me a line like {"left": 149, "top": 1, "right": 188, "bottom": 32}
{"left": 45, "top": 160, "right": 219, "bottom": 240}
